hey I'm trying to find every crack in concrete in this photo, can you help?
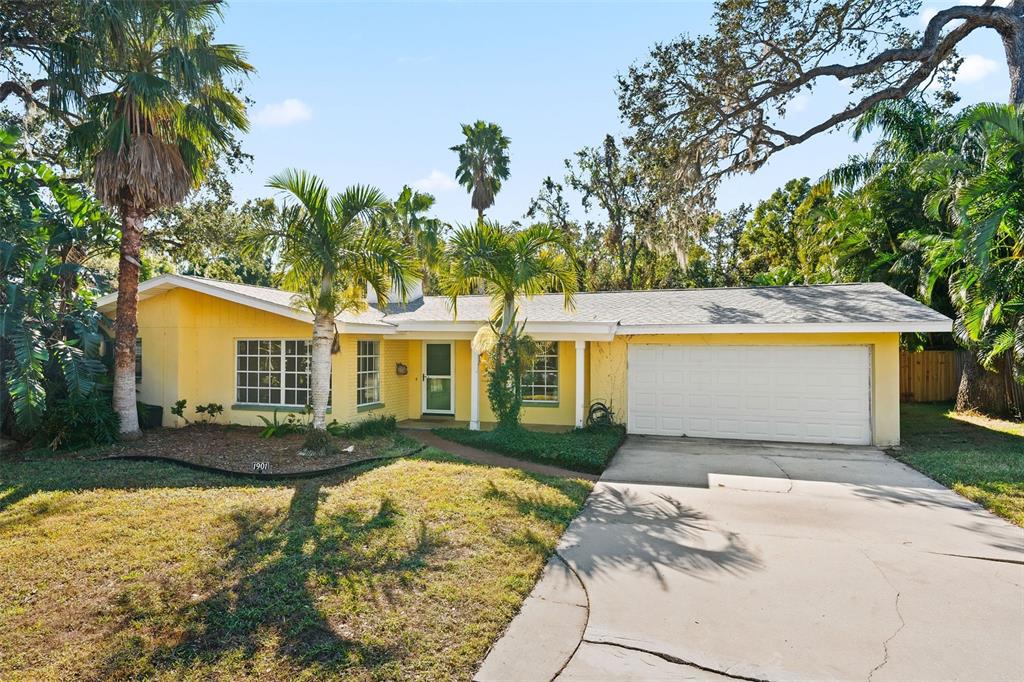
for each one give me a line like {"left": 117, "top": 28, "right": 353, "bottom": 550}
{"left": 550, "top": 551, "right": 591, "bottom": 682}
{"left": 581, "top": 638, "right": 775, "bottom": 682}
{"left": 862, "top": 550, "right": 907, "bottom": 682}
{"left": 926, "top": 551, "right": 1024, "bottom": 566}
{"left": 756, "top": 455, "right": 794, "bottom": 493}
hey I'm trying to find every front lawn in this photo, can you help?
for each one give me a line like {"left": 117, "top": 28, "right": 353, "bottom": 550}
{"left": 0, "top": 451, "right": 591, "bottom": 680}
{"left": 895, "top": 403, "right": 1024, "bottom": 526}
{"left": 433, "top": 425, "right": 626, "bottom": 474}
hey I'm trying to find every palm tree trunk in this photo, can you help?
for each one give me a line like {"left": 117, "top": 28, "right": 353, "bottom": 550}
{"left": 1003, "top": 10, "right": 1023, "bottom": 104}
{"left": 499, "top": 296, "right": 515, "bottom": 336}
{"left": 113, "top": 210, "right": 143, "bottom": 438}
{"left": 956, "top": 351, "right": 1009, "bottom": 417}
{"left": 309, "top": 310, "right": 334, "bottom": 433}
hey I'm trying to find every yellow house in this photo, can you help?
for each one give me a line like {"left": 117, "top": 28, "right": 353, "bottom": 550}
{"left": 97, "top": 275, "right": 951, "bottom": 447}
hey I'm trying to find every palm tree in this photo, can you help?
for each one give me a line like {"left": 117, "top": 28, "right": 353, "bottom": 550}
{"left": 388, "top": 185, "right": 445, "bottom": 291}
{"left": 438, "top": 220, "right": 576, "bottom": 428}
{"left": 917, "top": 104, "right": 1024, "bottom": 415}
{"left": 262, "top": 170, "right": 417, "bottom": 451}
{"left": 62, "top": 1, "right": 252, "bottom": 438}
{"left": 450, "top": 121, "right": 511, "bottom": 221}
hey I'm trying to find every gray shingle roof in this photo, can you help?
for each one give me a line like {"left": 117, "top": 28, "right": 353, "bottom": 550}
{"left": 168, "top": 276, "right": 389, "bottom": 325}
{"left": 103, "top": 275, "right": 951, "bottom": 332}
{"left": 383, "top": 282, "right": 951, "bottom": 329}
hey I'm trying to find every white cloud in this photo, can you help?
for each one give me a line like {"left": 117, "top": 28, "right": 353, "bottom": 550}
{"left": 957, "top": 54, "right": 998, "bottom": 84}
{"left": 411, "top": 170, "right": 458, "bottom": 193}
{"left": 252, "top": 98, "right": 313, "bottom": 127}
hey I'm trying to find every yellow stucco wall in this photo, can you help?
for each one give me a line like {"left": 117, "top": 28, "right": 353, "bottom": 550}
{"left": 134, "top": 288, "right": 900, "bottom": 444}
{"left": 589, "top": 332, "right": 901, "bottom": 446}
{"left": 401, "top": 340, "right": 579, "bottom": 426}
{"left": 136, "top": 289, "right": 412, "bottom": 427}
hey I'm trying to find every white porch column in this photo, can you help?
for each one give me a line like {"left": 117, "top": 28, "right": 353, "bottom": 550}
{"left": 470, "top": 347, "right": 481, "bottom": 430}
{"left": 575, "top": 340, "right": 586, "bottom": 429}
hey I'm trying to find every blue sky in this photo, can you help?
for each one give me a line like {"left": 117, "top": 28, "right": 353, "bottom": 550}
{"left": 220, "top": 1, "right": 1010, "bottom": 225}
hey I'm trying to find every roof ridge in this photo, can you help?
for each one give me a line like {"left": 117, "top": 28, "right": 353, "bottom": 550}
{"left": 177, "top": 273, "right": 293, "bottom": 295}
{"left": 174, "top": 273, "right": 886, "bottom": 299}
{"left": 419, "top": 281, "right": 886, "bottom": 299}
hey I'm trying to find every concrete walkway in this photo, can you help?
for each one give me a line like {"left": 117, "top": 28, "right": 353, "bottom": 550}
{"left": 476, "top": 436, "right": 1024, "bottom": 681}
{"left": 400, "top": 430, "right": 598, "bottom": 481}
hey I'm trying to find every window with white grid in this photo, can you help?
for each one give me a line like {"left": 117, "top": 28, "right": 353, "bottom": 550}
{"left": 236, "top": 339, "right": 328, "bottom": 407}
{"left": 356, "top": 340, "right": 380, "bottom": 406}
{"left": 522, "top": 341, "right": 559, "bottom": 403}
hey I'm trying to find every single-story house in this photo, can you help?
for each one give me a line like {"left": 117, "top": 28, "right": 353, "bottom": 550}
{"left": 97, "top": 274, "right": 952, "bottom": 446}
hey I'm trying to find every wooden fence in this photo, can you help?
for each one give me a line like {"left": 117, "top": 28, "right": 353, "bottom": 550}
{"left": 900, "top": 350, "right": 958, "bottom": 403}
{"left": 901, "top": 349, "right": 1024, "bottom": 416}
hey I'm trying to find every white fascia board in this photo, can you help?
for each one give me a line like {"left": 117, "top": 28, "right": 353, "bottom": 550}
{"left": 386, "top": 318, "right": 618, "bottom": 341}
{"left": 392, "top": 330, "right": 478, "bottom": 340}
{"left": 523, "top": 321, "right": 618, "bottom": 341}
{"left": 617, "top": 320, "right": 953, "bottom": 335}
{"left": 96, "top": 273, "right": 314, "bottom": 324}
{"left": 96, "top": 273, "right": 177, "bottom": 312}
{"left": 337, "top": 322, "right": 398, "bottom": 335}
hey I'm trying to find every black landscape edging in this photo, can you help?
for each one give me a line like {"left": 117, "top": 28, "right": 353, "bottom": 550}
{"left": 97, "top": 444, "right": 427, "bottom": 481}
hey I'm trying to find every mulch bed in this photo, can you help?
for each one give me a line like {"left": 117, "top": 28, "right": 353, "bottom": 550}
{"left": 89, "top": 425, "right": 420, "bottom": 477}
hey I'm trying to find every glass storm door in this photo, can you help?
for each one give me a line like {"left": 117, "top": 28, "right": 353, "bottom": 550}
{"left": 423, "top": 342, "right": 454, "bottom": 414}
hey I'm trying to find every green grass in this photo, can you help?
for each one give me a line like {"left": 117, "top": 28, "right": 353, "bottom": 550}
{"left": 895, "top": 403, "right": 1024, "bottom": 526}
{"left": 433, "top": 425, "right": 626, "bottom": 474}
{"left": 0, "top": 450, "right": 591, "bottom": 680}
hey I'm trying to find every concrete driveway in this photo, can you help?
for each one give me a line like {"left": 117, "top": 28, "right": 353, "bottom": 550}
{"left": 477, "top": 437, "right": 1024, "bottom": 681}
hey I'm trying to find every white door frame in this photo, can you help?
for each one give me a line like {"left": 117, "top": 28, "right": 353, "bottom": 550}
{"left": 422, "top": 341, "right": 455, "bottom": 414}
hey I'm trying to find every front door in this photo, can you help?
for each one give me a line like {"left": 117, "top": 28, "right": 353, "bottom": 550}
{"left": 423, "top": 342, "right": 454, "bottom": 414}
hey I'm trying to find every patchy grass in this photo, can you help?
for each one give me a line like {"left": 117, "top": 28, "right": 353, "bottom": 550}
{"left": 434, "top": 425, "right": 626, "bottom": 475}
{"left": 0, "top": 450, "right": 591, "bottom": 680}
{"left": 895, "top": 403, "right": 1024, "bottom": 526}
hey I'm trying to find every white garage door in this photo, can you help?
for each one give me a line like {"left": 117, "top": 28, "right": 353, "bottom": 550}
{"left": 627, "top": 345, "right": 872, "bottom": 445}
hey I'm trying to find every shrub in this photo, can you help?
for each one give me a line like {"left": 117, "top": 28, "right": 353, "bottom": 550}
{"left": 329, "top": 415, "right": 396, "bottom": 440}
{"left": 434, "top": 423, "right": 625, "bottom": 474}
{"left": 170, "top": 399, "right": 189, "bottom": 424}
{"left": 485, "top": 328, "right": 537, "bottom": 431}
{"left": 195, "top": 403, "right": 224, "bottom": 423}
{"left": 36, "top": 395, "right": 120, "bottom": 450}
{"left": 258, "top": 411, "right": 306, "bottom": 438}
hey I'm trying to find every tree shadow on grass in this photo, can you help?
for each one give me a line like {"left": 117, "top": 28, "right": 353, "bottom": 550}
{"left": 483, "top": 478, "right": 593, "bottom": 526}
{"left": 93, "top": 466, "right": 429, "bottom": 678}
{"left": 2, "top": 450, "right": 596, "bottom": 678}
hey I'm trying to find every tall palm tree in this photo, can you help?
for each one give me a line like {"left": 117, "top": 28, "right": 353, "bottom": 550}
{"left": 388, "top": 185, "right": 445, "bottom": 291}
{"left": 261, "top": 170, "right": 417, "bottom": 451}
{"left": 450, "top": 121, "right": 511, "bottom": 221}
{"left": 62, "top": 0, "right": 252, "bottom": 437}
{"left": 438, "top": 221, "right": 576, "bottom": 427}
{"left": 917, "top": 104, "right": 1024, "bottom": 414}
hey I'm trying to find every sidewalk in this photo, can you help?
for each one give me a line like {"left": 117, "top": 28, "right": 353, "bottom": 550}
{"left": 401, "top": 430, "right": 599, "bottom": 481}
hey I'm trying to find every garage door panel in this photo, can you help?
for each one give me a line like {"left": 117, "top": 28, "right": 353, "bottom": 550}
{"left": 628, "top": 344, "right": 872, "bottom": 445}
{"left": 660, "top": 393, "right": 683, "bottom": 409}
{"left": 743, "top": 420, "right": 772, "bottom": 438}
{"left": 660, "top": 416, "right": 684, "bottom": 432}
{"left": 633, "top": 392, "right": 656, "bottom": 409}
